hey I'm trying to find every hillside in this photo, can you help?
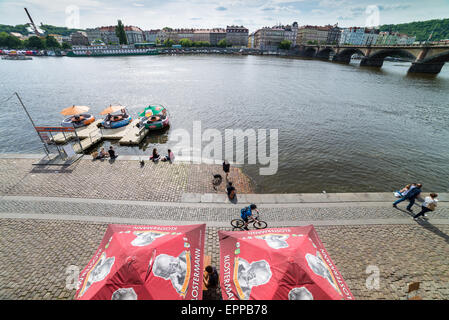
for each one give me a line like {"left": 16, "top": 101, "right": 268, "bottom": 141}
{"left": 379, "top": 18, "right": 449, "bottom": 42}
{"left": 0, "top": 23, "right": 84, "bottom": 36}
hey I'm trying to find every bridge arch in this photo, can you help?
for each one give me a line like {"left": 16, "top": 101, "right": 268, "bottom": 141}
{"left": 316, "top": 48, "right": 336, "bottom": 60}
{"left": 303, "top": 47, "right": 317, "bottom": 58}
{"left": 333, "top": 48, "right": 365, "bottom": 64}
{"left": 361, "top": 49, "right": 417, "bottom": 68}
{"left": 408, "top": 50, "right": 449, "bottom": 74}
{"left": 422, "top": 51, "right": 449, "bottom": 64}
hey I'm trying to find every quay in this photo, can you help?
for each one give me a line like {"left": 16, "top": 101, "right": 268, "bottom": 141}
{"left": 52, "top": 119, "right": 151, "bottom": 152}
{"left": 0, "top": 154, "right": 449, "bottom": 300}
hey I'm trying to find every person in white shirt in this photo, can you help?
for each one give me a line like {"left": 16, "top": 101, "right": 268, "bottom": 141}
{"left": 414, "top": 193, "right": 438, "bottom": 220}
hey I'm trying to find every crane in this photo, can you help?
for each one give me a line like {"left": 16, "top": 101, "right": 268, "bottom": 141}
{"left": 24, "top": 7, "right": 41, "bottom": 37}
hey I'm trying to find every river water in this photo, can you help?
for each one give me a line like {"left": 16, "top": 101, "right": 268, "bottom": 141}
{"left": 1, "top": 54, "right": 448, "bottom": 193}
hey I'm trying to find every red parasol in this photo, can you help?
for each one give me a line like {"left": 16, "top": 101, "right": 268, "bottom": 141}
{"left": 219, "top": 225, "right": 354, "bottom": 300}
{"left": 76, "top": 224, "right": 206, "bottom": 300}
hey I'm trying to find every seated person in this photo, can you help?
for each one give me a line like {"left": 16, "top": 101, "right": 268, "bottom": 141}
{"left": 72, "top": 115, "right": 82, "bottom": 124}
{"left": 108, "top": 146, "right": 118, "bottom": 159}
{"left": 161, "top": 149, "right": 175, "bottom": 162}
{"left": 105, "top": 113, "right": 112, "bottom": 122}
{"left": 226, "top": 182, "right": 236, "bottom": 200}
{"left": 150, "top": 148, "right": 161, "bottom": 162}
{"left": 121, "top": 108, "right": 128, "bottom": 117}
{"left": 95, "top": 147, "right": 108, "bottom": 159}
{"left": 204, "top": 265, "right": 219, "bottom": 290}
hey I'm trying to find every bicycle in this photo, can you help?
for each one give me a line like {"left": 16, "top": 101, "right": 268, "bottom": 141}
{"left": 231, "top": 211, "right": 268, "bottom": 231}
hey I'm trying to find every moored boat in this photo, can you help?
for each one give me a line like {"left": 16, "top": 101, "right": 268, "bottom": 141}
{"left": 60, "top": 105, "right": 95, "bottom": 128}
{"left": 98, "top": 105, "right": 133, "bottom": 129}
{"left": 61, "top": 113, "right": 95, "bottom": 128}
{"left": 136, "top": 104, "right": 170, "bottom": 131}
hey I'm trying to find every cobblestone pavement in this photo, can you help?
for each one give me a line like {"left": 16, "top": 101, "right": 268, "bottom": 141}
{"left": 0, "top": 159, "right": 253, "bottom": 202}
{"left": 1, "top": 197, "right": 448, "bottom": 223}
{"left": 1, "top": 218, "right": 448, "bottom": 300}
{"left": 1, "top": 157, "right": 449, "bottom": 300}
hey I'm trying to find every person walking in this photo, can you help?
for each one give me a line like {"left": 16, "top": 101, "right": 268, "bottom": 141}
{"left": 414, "top": 193, "right": 438, "bottom": 220}
{"left": 226, "top": 181, "right": 236, "bottom": 200}
{"left": 223, "top": 160, "right": 230, "bottom": 180}
{"left": 393, "top": 183, "right": 422, "bottom": 212}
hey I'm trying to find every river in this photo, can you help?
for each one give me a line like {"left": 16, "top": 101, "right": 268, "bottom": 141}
{"left": 1, "top": 54, "right": 448, "bottom": 193}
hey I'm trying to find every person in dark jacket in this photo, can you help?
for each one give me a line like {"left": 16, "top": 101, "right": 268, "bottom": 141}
{"left": 108, "top": 146, "right": 118, "bottom": 159}
{"left": 393, "top": 183, "right": 422, "bottom": 212}
{"left": 204, "top": 266, "right": 219, "bottom": 289}
{"left": 223, "top": 160, "right": 230, "bottom": 180}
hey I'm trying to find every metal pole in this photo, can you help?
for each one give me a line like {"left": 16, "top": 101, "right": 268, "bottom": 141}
{"left": 14, "top": 92, "right": 51, "bottom": 156}
{"left": 73, "top": 124, "right": 84, "bottom": 154}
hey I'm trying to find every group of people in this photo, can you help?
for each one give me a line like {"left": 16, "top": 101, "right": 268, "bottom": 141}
{"left": 393, "top": 183, "right": 439, "bottom": 220}
{"left": 222, "top": 160, "right": 237, "bottom": 200}
{"left": 93, "top": 146, "right": 118, "bottom": 160}
{"left": 105, "top": 109, "right": 128, "bottom": 122}
{"left": 149, "top": 148, "right": 174, "bottom": 163}
{"left": 93, "top": 146, "right": 175, "bottom": 163}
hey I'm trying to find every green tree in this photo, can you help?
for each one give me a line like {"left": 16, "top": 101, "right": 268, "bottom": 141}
{"left": 27, "top": 36, "right": 45, "bottom": 49}
{"left": 45, "top": 35, "right": 60, "bottom": 49}
{"left": 279, "top": 40, "right": 291, "bottom": 50}
{"left": 163, "top": 39, "right": 175, "bottom": 47}
{"left": 193, "top": 41, "right": 210, "bottom": 47}
{"left": 179, "top": 38, "right": 193, "bottom": 47}
{"left": 115, "top": 20, "right": 128, "bottom": 45}
{"left": 62, "top": 42, "right": 72, "bottom": 50}
{"left": 0, "top": 31, "right": 10, "bottom": 47}
{"left": 217, "top": 39, "right": 228, "bottom": 47}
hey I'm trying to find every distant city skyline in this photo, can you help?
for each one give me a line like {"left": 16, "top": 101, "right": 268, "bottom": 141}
{"left": 1, "top": 0, "right": 449, "bottom": 32}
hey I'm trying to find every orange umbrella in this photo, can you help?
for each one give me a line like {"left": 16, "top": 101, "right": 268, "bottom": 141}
{"left": 60, "top": 105, "right": 90, "bottom": 116}
{"left": 100, "top": 105, "right": 124, "bottom": 115}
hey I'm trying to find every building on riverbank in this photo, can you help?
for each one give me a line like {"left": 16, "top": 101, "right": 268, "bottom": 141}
{"left": 210, "top": 28, "right": 227, "bottom": 46}
{"left": 70, "top": 31, "right": 89, "bottom": 46}
{"left": 376, "top": 31, "right": 416, "bottom": 45}
{"left": 226, "top": 26, "right": 249, "bottom": 47}
{"left": 254, "top": 26, "right": 285, "bottom": 50}
{"left": 85, "top": 26, "right": 119, "bottom": 45}
{"left": 297, "top": 25, "right": 333, "bottom": 45}
{"left": 124, "top": 26, "right": 144, "bottom": 44}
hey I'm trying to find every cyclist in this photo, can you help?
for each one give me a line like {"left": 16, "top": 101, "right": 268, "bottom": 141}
{"left": 240, "top": 204, "right": 259, "bottom": 231}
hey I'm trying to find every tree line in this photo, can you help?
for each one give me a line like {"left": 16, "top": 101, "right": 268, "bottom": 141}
{"left": 0, "top": 32, "right": 71, "bottom": 50}
{"left": 379, "top": 19, "right": 449, "bottom": 42}
{"left": 0, "top": 24, "right": 83, "bottom": 37}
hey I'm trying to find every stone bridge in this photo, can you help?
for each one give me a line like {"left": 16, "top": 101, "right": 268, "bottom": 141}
{"left": 298, "top": 44, "right": 449, "bottom": 74}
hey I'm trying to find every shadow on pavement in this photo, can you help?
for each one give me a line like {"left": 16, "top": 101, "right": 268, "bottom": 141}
{"left": 395, "top": 206, "right": 449, "bottom": 245}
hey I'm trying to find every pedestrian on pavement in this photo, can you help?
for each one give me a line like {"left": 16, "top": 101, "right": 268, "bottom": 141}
{"left": 393, "top": 183, "right": 422, "bottom": 212}
{"left": 394, "top": 183, "right": 416, "bottom": 198}
{"left": 108, "top": 146, "right": 118, "bottom": 159}
{"left": 414, "top": 193, "right": 438, "bottom": 220}
{"left": 226, "top": 181, "right": 236, "bottom": 200}
{"left": 223, "top": 160, "right": 230, "bottom": 180}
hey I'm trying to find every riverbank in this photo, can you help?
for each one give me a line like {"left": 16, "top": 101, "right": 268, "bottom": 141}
{"left": 1, "top": 153, "right": 449, "bottom": 300}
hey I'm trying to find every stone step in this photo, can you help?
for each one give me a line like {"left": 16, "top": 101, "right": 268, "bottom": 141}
{"left": 181, "top": 192, "right": 449, "bottom": 204}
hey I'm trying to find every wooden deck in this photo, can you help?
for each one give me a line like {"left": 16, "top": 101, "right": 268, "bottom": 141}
{"left": 52, "top": 120, "right": 102, "bottom": 144}
{"left": 50, "top": 118, "right": 151, "bottom": 153}
{"left": 118, "top": 120, "right": 149, "bottom": 146}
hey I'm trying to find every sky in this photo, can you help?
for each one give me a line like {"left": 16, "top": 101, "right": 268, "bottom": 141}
{"left": 1, "top": 0, "right": 449, "bottom": 32}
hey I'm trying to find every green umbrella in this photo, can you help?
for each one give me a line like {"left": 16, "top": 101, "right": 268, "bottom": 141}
{"left": 138, "top": 105, "right": 165, "bottom": 118}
